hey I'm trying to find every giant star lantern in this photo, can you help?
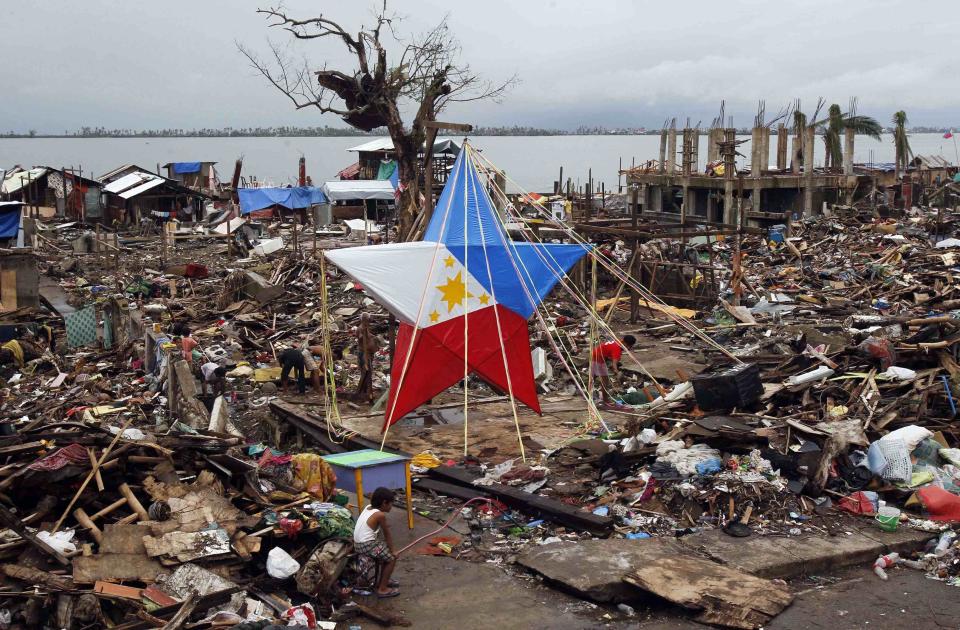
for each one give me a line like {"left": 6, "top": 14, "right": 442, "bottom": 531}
{"left": 325, "top": 146, "right": 588, "bottom": 431}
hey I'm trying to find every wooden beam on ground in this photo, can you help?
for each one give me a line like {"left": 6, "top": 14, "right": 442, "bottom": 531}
{"left": 428, "top": 465, "right": 613, "bottom": 537}
{"left": 0, "top": 504, "right": 70, "bottom": 566}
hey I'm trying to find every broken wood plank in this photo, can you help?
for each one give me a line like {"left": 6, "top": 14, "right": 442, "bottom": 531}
{"left": 160, "top": 592, "right": 197, "bottom": 630}
{"left": 1, "top": 563, "right": 72, "bottom": 590}
{"left": 113, "top": 587, "right": 241, "bottom": 630}
{"left": 73, "top": 553, "right": 166, "bottom": 584}
{"left": 0, "top": 504, "right": 70, "bottom": 565}
{"left": 622, "top": 555, "right": 793, "bottom": 630}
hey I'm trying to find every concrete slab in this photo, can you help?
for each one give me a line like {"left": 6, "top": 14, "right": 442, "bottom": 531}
{"left": 679, "top": 525, "right": 933, "bottom": 579}
{"left": 516, "top": 538, "right": 686, "bottom": 602}
{"left": 679, "top": 530, "right": 803, "bottom": 578}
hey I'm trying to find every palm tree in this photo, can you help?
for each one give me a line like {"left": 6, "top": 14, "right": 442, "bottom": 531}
{"left": 892, "top": 111, "right": 912, "bottom": 180}
{"left": 816, "top": 104, "right": 882, "bottom": 169}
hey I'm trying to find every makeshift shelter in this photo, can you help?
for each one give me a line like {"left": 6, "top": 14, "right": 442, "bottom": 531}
{"left": 321, "top": 180, "right": 396, "bottom": 202}
{"left": 325, "top": 144, "right": 587, "bottom": 433}
{"left": 162, "top": 161, "right": 219, "bottom": 196}
{"left": 2, "top": 168, "right": 103, "bottom": 222}
{"left": 103, "top": 170, "right": 207, "bottom": 224}
{"left": 0, "top": 202, "right": 25, "bottom": 247}
{"left": 237, "top": 186, "right": 327, "bottom": 220}
{"left": 345, "top": 137, "right": 461, "bottom": 186}
{"left": 322, "top": 180, "right": 396, "bottom": 223}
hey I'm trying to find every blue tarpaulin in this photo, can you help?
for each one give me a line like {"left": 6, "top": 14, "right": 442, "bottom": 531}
{"left": 0, "top": 206, "right": 21, "bottom": 239}
{"left": 172, "top": 162, "right": 202, "bottom": 174}
{"left": 238, "top": 187, "right": 328, "bottom": 215}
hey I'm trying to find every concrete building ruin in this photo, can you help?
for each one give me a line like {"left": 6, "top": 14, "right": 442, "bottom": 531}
{"left": 624, "top": 122, "right": 873, "bottom": 228}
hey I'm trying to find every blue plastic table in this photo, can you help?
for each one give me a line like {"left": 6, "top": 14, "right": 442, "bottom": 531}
{"left": 321, "top": 449, "right": 413, "bottom": 529}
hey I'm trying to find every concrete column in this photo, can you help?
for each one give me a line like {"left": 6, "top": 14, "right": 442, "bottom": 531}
{"left": 723, "top": 128, "right": 736, "bottom": 225}
{"left": 691, "top": 128, "right": 700, "bottom": 172}
{"left": 792, "top": 134, "right": 802, "bottom": 175}
{"left": 751, "top": 127, "right": 763, "bottom": 177}
{"left": 681, "top": 129, "right": 693, "bottom": 176}
{"left": 761, "top": 127, "right": 771, "bottom": 174}
{"left": 776, "top": 124, "right": 788, "bottom": 171}
{"left": 803, "top": 126, "right": 815, "bottom": 216}
{"left": 659, "top": 131, "right": 668, "bottom": 173}
{"left": 666, "top": 129, "right": 677, "bottom": 175}
{"left": 843, "top": 127, "right": 855, "bottom": 175}
{"left": 707, "top": 128, "right": 722, "bottom": 163}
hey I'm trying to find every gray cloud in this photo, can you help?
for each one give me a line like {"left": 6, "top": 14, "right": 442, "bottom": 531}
{"left": 2, "top": 0, "right": 956, "bottom": 132}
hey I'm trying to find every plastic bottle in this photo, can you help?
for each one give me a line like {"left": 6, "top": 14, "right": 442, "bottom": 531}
{"left": 617, "top": 604, "right": 636, "bottom": 617}
{"left": 934, "top": 531, "right": 956, "bottom": 557}
{"left": 787, "top": 366, "right": 835, "bottom": 386}
{"left": 872, "top": 552, "right": 900, "bottom": 580}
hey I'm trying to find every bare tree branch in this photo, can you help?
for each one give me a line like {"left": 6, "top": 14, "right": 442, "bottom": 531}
{"left": 239, "top": 1, "right": 515, "bottom": 237}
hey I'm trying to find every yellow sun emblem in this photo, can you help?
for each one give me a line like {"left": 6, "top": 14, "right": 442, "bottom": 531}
{"left": 436, "top": 271, "right": 474, "bottom": 313}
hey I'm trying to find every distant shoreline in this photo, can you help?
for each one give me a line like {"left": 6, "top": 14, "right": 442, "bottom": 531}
{"left": 3, "top": 128, "right": 954, "bottom": 140}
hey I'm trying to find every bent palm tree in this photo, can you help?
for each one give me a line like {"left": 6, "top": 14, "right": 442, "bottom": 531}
{"left": 892, "top": 111, "right": 912, "bottom": 179}
{"left": 817, "top": 105, "right": 882, "bottom": 169}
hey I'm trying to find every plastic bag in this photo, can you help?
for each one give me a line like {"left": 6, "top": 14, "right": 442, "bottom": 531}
{"left": 882, "top": 425, "right": 934, "bottom": 451}
{"left": 37, "top": 529, "right": 77, "bottom": 554}
{"left": 266, "top": 547, "right": 301, "bottom": 579}
{"left": 883, "top": 366, "right": 917, "bottom": 381}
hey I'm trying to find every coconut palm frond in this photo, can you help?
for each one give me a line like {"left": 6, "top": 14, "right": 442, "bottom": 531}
{"left": 844, "top": 115, "right": 882, "bottom": 140}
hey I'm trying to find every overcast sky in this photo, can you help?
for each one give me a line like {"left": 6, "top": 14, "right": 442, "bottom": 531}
{"left": 3, "top": 0, "right": 956, "bottom": 132}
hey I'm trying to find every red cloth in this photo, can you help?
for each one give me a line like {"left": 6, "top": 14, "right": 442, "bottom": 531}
{"left": 184, "top": 263, "right": 208, "bottom": 279}
{"left": 837, "top": 491, "right": 877, "bottom": 516}
{"left": 384, "top": 306, "right": 540, "bottom": 429}
{"left": 28, "top": 443, "right": 89, "bottom": 472}
{"left": 917, "top": 487, "right": 960, "bottom": 521}
{"left": 591, "top": 341, "right": 623, "bottom": 363}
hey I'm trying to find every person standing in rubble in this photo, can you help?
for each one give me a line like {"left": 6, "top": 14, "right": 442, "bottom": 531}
{"left": 300, "top": 340, "right": 323, "bottom": 396}
{"left": 590, "top": 335, "right": 636, "bottom": 404}
{"left": 279, "top": 346, "right": 307, "bottom": 395}
{"left": 355, "top": 313, "right": 377, "bottom": 402}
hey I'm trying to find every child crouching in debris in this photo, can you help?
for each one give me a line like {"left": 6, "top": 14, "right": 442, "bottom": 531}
{"left": 353, "top": 487, "right": 400, "bottom": 598}
{"left": 590, "top": 334, "right": 636, "bottom": 405}
{"left": 200, "top": 361, "right": 227, "bottom": 397}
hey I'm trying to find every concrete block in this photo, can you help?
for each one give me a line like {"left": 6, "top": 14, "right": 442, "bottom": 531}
{"left": 517, "top": 538, "right": 685, "bottom": 603}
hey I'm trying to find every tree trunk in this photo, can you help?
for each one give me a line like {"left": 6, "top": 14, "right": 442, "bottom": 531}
{"left": 383, "top": 103, "right": 423, "bottom": 241}
{"left": 895, "top": 140, "right": 901, "bottom": 181}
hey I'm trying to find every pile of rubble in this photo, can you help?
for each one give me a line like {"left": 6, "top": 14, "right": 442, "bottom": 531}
{"left": 4, "top": 202, "right": 960, "bottom": 628}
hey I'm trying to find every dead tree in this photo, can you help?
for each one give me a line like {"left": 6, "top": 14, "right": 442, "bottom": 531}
{"left": 238, "top": 3, "right": 514, "bottom": 239}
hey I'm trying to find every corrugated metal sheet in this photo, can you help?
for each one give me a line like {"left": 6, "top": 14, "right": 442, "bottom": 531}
{"left": 322, "top": 179, "right": 395, "bottom": 201}
{"left": 347, "top": 137, "right": 460, "bottom": 155}
{"left": 103, "top": 171, "right": 165, "bottom": 198}
{"left": 118, "top": 178, "right": 165, "bottom": 199}
{"left": 916, "top": 154, "right": 953, "bottom": 169}
{"left": 1, "top": 168, "right": 48, "bottom": 194}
